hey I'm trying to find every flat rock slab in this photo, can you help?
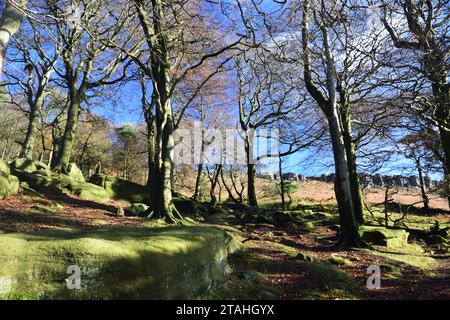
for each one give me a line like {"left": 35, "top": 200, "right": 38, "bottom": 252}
{"left": 0, "top": 226, "right": 236, "bottom": 299}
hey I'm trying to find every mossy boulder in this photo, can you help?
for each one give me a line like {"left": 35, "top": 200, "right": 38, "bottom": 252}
{"left": 17, "top": 173, "right": 69, "bottom": 195}
{"left": 89, "top": 174, "right": 150, "bottom": 204}
{"left": 172, "top": 196, "right": 208, "bottom": 216}
{"left": 0, "top": 226, "right": 235, "bottom": 299}
{"left": 66, "top": 163, "right": 85, "bottom": 182}
{"left": 67, "top": 181, "right": 109, "bottom": 203}
{"left": 0, "top": 172, "right": 19, "bottom": 199}
{"left": 0, "top": 159, "right": 11, "bottom": 175}
{"left": 125, "top": 203, "right": 149, "bottom": 217}
{"left": 360, "top": 226, "right": 409, "bottom": 248}
{"left": 9, "top": 158, "right": 38, "bottom": 173}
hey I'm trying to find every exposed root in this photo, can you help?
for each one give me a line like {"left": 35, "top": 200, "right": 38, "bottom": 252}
{"left": 146, "top": 203, "right": 184, "bottom": 224}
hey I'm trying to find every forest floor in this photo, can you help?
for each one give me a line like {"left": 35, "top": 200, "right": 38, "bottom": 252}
{"left": 0, "top": 190, "right": 449, "bottom": 300}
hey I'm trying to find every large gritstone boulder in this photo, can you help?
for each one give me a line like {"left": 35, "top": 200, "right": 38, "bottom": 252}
{"left": 0, "top": 159, "right": 11, "bottom": 175}
{"left": 0, "top": 172, "right": 19, "bottom": 199}
{"left": 360, "top": 226, "right": 409, "bottom": 248}
{"left": 9, "top": 158, "right": 52, "bottom": 179}
{"left": 67, "top": 181, "right": 109, "bottom": 202}
{"left": 66, "top": 163, "right": 85, "bottom": 182}
{"left": 0, "top": 160, "right": 19, "bottom": 199}
{"left": 9, "top": 158, "right": 38, "bottom": 173}
{"left": 0, "top": 226, "right": 238, "bottom": 300}
{"left": 89, "top": 174, "right": 151, "bottom": 204}
{"left": 125, "top": 203, "right": 150, "bottom": 217}
{"left": 17, "top": 172, "right": 71, "bottom": 195}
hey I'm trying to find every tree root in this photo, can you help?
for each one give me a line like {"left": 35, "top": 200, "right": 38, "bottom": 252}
{"left": 146, "top": 203, "right": 184, "bottom": 224}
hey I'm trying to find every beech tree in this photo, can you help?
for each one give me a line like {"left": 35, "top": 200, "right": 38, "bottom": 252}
{"left": 44, "top": 0, "right": 133, "bottom": 173}
{"left": 301, "top": 0, "right": 366, "bottom": 246}
{"left": 379, "top": 0, "right": 450, "bottom": 205}
{"left": 115, "top": 0, "right": 242, "bottom": 222}
{"left": 4, "top": 19, "right": 58, "bottom": 159}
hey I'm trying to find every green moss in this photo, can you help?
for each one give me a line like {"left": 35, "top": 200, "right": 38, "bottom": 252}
{"left": 66, "top": 163, "right": 85, "bottom": 182}
{"left": 370, "top": 251, "right": 435, "bottom": 270}
{"left": 0, "top": 291, "right": 40, "bottom": 300}
{"left": 129, "top": 203, "right": 149, "bottom": 212}
{"left": 268, "top": 241, "right": 299, "bottom": 258}
{"left": 16, "top": 172, "right": 68, "bottom": 196}
{"left": 360, "top": 226, "right": 409, "bottom": 248}
{"left": 89, "top": 174, "right": 150, "bottom": 203}
{"left": 0, "top": 226, "right": 235, "bottom": 300}
{"left": 203, "top": 274, "right": 281, "bottom": 300}
{"left": 0, "top": 159, "right": 11, "bottom": 175}
{"left": 380, "top": 264, "right": 403, "bottom": 280}
{"left": 68, "top": 181, "right": 109, "bottom": 202}
{"left": 298, "top": 261, "right": 362, "bottom": 300}
{"left": 327, "top": 254, "right": 355, "bottom": 267}
{"left": 10, "top": 158, "right": 37, "bottom": 173}
{"left": 0, "top": 172, "right": 19, "bottom": 199}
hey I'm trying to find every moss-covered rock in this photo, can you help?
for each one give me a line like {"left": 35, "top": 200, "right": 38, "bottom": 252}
{"left": 9, "top": 158, "right": 37, "bottom": 173}
{"left": 125, "top": 203, "right": 149, "bottom": 217}
{"left": 173, "top": 196, "right": 208, "bottom": 216}
{"left": 89, "top": 174, "right": 150, "bottom": 204}
{"left": 327, "top": 254, "right": 355, "bottom": 267}
{"left": 0, "top": 226, "right": 235, "bottom": 299}
{"left": 66, "top": 163, "right": 85, "bottom": 182}
{"left": 0, "top": 159, "right": 11, "bottom": 175}
{"left": 0, "top": 172, "right": 19, "bottom": 199}
{"left": 17, "top": 173, "right": 69, "bottom": 195}
{"left": 360, "top": 226, "right": 409, "bottom": 248}
{"left": 67, "top": 181, "right": 109, "bottom": 203}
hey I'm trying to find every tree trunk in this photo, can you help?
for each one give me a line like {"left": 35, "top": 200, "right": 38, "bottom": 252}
{"left": 416, "top": 158, "right": 430, "bottom": 210}
{"left": 245, "top": 131, "right": 258, "bottom": 207}
{"left": 145, "top": 115, "right": 155, "bottom": 189}
{"left": 20, "top": 97, "right": 42, "bottom": 159}
{"left": 140, "top": 0, "right": 181, "bottom": 222}
{"left": 278, "top": 154, "right": 286, "bottom": 210}
{"left": 341, "top": 109, "right": 365, "bottom": 225}
{"left": 301, "top": 3, "right": 363, "bottom": 246}
{"left": 193, "top": 162, "right": 203, "bottom": 201}
{"left": 328, "top": 112, "right": 361, "bottom": 245}
{"left": 52, "top": 97, "right": 80, "bottom": 173}
{"left": 0, "top": 1, "right": 27, "bottom": 78}
{"left": 429, "top": 58, "right": 450, "bottom": 208}
{"left": 247, "top": 163, "right": 258, "bottom": 207}
{"left": 209, "top": 164, "right": 222, "bottom": 206}
{"left": 220, "top": 168, "right": 238, "bottom": 203}
{"left": 438, "top": 127, "right": 450, "bottom": 209}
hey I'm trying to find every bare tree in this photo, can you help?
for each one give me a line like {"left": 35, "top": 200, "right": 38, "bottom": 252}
{"left": 301, "top": 0, "right": 366, "bottom": 247}
{"left": 379, "top": 0, "right": 450, "bottom": 205}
